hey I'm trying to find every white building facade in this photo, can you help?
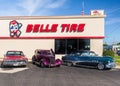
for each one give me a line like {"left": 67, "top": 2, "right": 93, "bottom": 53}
{"left": 0, "top": 15, "right": 105, "bottom": 59}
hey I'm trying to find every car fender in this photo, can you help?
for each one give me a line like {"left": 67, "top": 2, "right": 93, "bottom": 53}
{"left": 55, "top": 59, "right": 62, "bottom": 65}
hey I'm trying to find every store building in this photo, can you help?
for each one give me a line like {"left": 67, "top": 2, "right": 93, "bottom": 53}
{"left": 0, "top": 10, "right": 105, "bottom": 59}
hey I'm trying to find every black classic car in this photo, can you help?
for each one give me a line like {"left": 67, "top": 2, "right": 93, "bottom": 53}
{"left": 62, "top": 50, "right": 116, "bottom": 70}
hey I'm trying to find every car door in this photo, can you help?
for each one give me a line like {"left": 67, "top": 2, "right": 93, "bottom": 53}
{"left": 89, "top": 56, "right": 99, "bottom": 67}
{"left": 77, "top": 51, "right": 91, "bottom": 66}
{"left": 77, "top": 56, "right": 91, "bottom": 66}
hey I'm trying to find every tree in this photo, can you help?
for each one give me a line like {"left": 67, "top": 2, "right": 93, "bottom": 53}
{"left": 103, "top": 43, "right": 108, "bottom": 46}
{"left": 117, "top": 42, "right": 120, "bottom": 45}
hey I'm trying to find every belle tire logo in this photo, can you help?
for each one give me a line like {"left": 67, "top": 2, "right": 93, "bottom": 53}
{"left": 9, "top": 20, "right": 22, "bottom": 38}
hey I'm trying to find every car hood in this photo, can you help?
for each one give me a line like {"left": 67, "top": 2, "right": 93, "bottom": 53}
{"left": 4, "top": 55, "right": 27, "bottom": 61}
{"left": 42, "top": 55, "right": 55, "bottom": 58}
{"left": 73, "top": 56, "right": 114, "bottom": 62}
{"left": 98, "top": 56, "right": 114, "bottom": 62}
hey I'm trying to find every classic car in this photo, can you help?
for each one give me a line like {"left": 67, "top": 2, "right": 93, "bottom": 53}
{"left": 62, "top": 50, "right": 116, "bottom": 70}
{"left": 32, "top": 49, "right": 62, "bottom": 68}
{"left": 1, "top": 50, "right": 28, "bottom": 67}
{"left": 117, "top": 50, "right": 120, "bottom": 56}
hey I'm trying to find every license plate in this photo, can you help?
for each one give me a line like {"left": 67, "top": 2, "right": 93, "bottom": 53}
{"left": 13, "top": 63, "right": 19, "bottom": 66}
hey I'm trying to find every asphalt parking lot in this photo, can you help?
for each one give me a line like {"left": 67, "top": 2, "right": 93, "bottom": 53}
{"left": 0, "top": 63, "right": 120, "bottom": 86}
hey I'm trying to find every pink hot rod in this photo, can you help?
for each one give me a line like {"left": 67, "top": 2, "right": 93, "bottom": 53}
{"left": 32, "top": 49, "right": 62, "bottom": 68}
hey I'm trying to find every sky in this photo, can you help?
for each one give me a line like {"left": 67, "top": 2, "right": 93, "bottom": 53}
{"left": 0, "top": 0, "right": 120, "bottom": 44}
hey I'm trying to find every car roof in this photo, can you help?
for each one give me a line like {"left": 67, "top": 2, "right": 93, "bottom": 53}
{"left": 35, "top": 49, "right": 50, "bottom": 51}
{"left": 7, "top": 50, "right": 23, "bottom": 52}
{"left": 75, "top": 50, "right": 95, "bottom": 53}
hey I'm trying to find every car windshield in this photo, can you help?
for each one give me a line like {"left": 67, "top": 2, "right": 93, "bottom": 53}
{"left": 81, "top": 51, "right": 89, "bottom": 56}
{"left": 41, "top": 50, "right": 52, "bottom": 55}
{"left": 73, "top": 51, "right": 97, "bottom": 56}
{"left": 89, "top": 52, "right": 96, "bottom": 56}
{"left": 6, "top": 51, "right": 24, "bottom": 56}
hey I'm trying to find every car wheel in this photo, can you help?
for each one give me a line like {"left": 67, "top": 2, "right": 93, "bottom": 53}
{"left": 97, "top": 63, "right": 105, "bottom": 70}
{"left": 66, "top": 62, "right": 73, "bottom": 67}
{"left": 40, "top": 62, "right": 45, "bottom": 68}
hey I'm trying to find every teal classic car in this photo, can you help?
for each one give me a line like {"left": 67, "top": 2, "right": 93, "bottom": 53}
{"left": 62, "top": 50, "right": 116, "bottom": 70}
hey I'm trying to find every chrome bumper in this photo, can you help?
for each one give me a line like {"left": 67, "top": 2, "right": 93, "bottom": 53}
{"left": 105, "top": 62, "right": 116, "bottom": 68}
{"left": 2, "top": 61, "right": 27, "bottom": 66}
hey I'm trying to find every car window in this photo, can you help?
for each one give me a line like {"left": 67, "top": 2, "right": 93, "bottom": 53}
{"left": 71, "top": 50, "right": 97, "bottom": 56}
{"left": 89, "top": 52, "right": 96, "bottom": 56}
{"left": 37, "top": 51, "right": 41, "bottom": 54}
{"left": 6, "top": 51, "right": 23, "bottom": 56}
{"left": 81, "top": 51, "right": 89, "bottom": 56}
{"left": 42, "top": 51, "right": 52, "bottom": 55}
{"left": 20, "top": 52, "right": 24, "bottom": 56}
{"left": 76, "top": 52, "right": 80, "bottom": 55}
{"left": 46, "top": 51, "right": 52, "bottom": 55}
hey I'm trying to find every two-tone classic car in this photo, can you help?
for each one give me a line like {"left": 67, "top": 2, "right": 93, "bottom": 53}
{"left": 1, "top": 50, "right": 28, "bottom": 67}
{"left": 32, "top": 49, "right": 62, "bottom": 68}
{"left": 62, "top": 50, "right": 116, "bottom": 70}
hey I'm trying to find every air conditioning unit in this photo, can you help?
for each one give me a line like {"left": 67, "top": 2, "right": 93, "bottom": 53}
{"left": 90, "top": 10, "right": 104, "bottom": 15}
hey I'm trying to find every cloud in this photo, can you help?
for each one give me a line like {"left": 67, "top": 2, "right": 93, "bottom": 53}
{"left": 106, "top": 17, "right": 120, "bottom": 25}
{"left": 105, "top": 7, "right": 120, "bottom": 25}
{"left": 17, "top": 0, "right": 67, "bottom": 16}
{"left": 106, "top": 8, "right": 120, "bottom": 15}
{"left": 0, "top": 9, "right": 24, "bottom": 16}
{"left": 46, "top": 0, "right": 67, "bottom": 8}
{"left": 0, "top": 0, "right": 67, "bottom": 16}
{"left": 17, "top": 0, "right": 42, "bottom": 16}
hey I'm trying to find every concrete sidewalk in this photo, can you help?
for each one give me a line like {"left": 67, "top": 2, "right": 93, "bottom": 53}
{"left": 115, "top": 65, "right": 120, "bottom": 69}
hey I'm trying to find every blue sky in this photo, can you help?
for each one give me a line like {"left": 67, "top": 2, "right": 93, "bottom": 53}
{"left": 0, "top": 0, "right": 120, "bottom": 44}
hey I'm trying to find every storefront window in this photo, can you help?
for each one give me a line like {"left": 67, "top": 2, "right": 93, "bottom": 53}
{"left": 55, "top": 39, "right": 90, "bottom": 54}
{"left": 55, "top": 39, "right": 65, "bottom": 54}
{"left": 67, "top": 39, "right": 77, "bottom": 54}
{"left": 79, "top": 39, "right": 90, "bottom": 50}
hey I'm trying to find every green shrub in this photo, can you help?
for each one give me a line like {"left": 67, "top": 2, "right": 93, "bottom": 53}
{"left": 103, "top": 50, "right": 115, "bottom": 57}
